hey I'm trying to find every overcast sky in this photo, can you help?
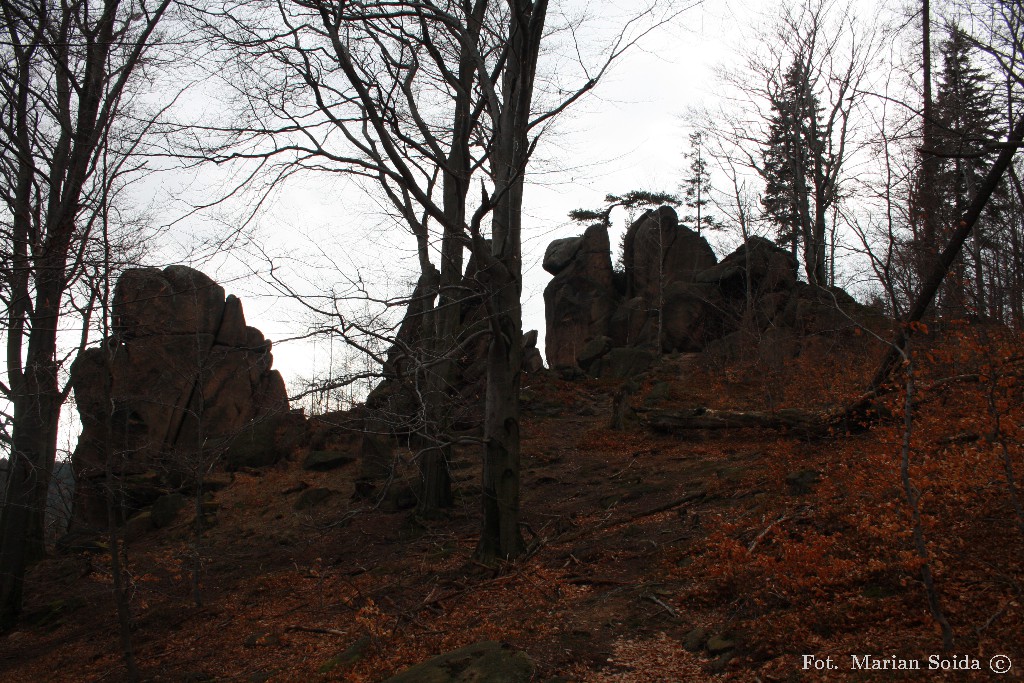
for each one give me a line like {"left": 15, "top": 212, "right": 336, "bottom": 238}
{"left": 237, "top": 0, "right": 764, "bottom": 396}
{"left": 158, "top": 0, "right": 898, "bottom": 406}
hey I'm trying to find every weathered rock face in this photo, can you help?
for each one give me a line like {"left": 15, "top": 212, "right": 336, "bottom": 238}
{"left": 623, "top": 206, "right": 718, "bottom": 302}
{"left": 542, "top": 211, "right": 865, "bottom": 375}
{"left": 70, "top": 266, "right": 289, "bottom": 530}
{"left": 543, "top": 223, "right": 618, "bottom": 371}
{"left": 365, "top": 248, "right": 544, "bottom": 439}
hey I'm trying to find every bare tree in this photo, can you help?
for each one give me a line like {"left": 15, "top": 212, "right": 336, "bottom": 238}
{"left": 699, "top": 0, "right": 881, "bottom": 292}
{"left": 195, "top": 0, "right": 684, "bottom": 558}
{"left": 0, "top": 0, "right": 176, "bottom": 629}
{"left": 867, "top": 0, "right": 1024, "bottom": 388}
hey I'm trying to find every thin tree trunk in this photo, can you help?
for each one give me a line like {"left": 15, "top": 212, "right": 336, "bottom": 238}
{"left": 417, "top": 7, "right": 480, "bottom": 514}
{"left": 919, "top": 0, "right": 939, "bottom": 278}
{"left": 899, "top": 346, "right": 955, "bottom": 650}
{"left": 1007, "top": 166, "right": 1024, "bottom": 327}
{"left": 0, "top": 274, "right": 63, "bottom": 629}
{"left": 105, "top": 431, "right": 138, "bottom": 681}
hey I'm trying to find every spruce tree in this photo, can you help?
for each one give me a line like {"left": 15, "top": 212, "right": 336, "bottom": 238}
{"left": 681, "top": 132, "right": 720, "bottom": 236}
{"left": 759, "top": 59, "right": 821, "bottom": 270}
{"left": 933, "top": 26, "right": 1003, "bottom": 316}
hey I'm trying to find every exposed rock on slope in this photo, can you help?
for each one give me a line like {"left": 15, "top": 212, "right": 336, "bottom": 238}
{"left": 543, "top": 223, "right": 618, "bottom": 370}
{"left": 366, "top": 251, "right": 543, "bottom": 433}
{"left": 70, "top": 266, "right": 289, "bottom": 530}
{"left": 543, "top": 207, "right": 865, "bottom": 375}
{"left": 623, "top": 205, "right": 717, "bottom": 302}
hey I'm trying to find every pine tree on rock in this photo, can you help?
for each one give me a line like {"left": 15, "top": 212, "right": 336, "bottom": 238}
{"left": 681, "top": 132, "right": 720, "bottom": 236}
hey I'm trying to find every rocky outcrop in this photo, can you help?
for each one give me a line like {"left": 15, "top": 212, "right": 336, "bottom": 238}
{"left": 366, "top": 250, "right": 544, "bottom": 435}
{"left": 543, "top": 207, "right": 865, "bottom": 376}
{"left": 623, "top": 205, "right": 717, "bottom": 302}
{"left": 543, "top": 223, "right": 618, "bottom": 370}
{"left": 70, "top": 266, "right": 289, "bottom": 530}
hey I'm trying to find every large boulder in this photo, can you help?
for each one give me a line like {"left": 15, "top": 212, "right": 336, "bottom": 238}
{"left": 541, "top": 223, "right": 867, "bottom": 379}
{"left": 383, "top": 641, "right": 534, "bottom": 683}
{"left": 70, "top": 266, "right": 290, "bottom": 531}
{"left": 543, "top": 236, "right": 584, "bottom": 275}
{"left": 543, "top": 223, "right": 619, "bottom": 371}
{"left": 113, "top": 266, "right": 225, "bottom": 338}
{"left": 696, "top": 236, "right": 798, "bottom": 296}
{"left": 623, "top": 206, "right": 717, "bottom": 302}
{"left": 660, "top": 281, "right": 726, "bottom": 353}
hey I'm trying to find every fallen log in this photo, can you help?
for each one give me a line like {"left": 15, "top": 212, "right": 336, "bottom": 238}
{"left": 640, "top": 407, "right": 831, "bottom": 438}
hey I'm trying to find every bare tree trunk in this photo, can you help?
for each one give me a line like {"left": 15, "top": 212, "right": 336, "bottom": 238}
{"left": 917, "top": 0, "right": 941, "bottom": 287}
{"left": 0, "top": 0, "right": 172, "bottom": 629}
{"left": 417, "top": 6, "right": 482, "bottom": 514}
{"left": 105, "top": 433, "right": 138, "bottom": 681}
{"left": 478, "top": 279, "right": 525, "bottom": 560}
{"left": 191, "top": 478, "right": 204, "bottom": 608}
{"left": 475, "top": 0, "right": 548, "bottom": 562}
{"left": 0, "top": 276, "right": 62, "bottom": 629}
{"left": 1007, "top": 166, "right": 1024, "bottom": 327}
{"left": 899, "top": 346, "right": 955, "bottom": 650}
{"left": 869, "top": 113, "right": 1024, "bottom": 391}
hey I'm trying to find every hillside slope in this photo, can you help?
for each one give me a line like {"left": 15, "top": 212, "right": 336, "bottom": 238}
{"left": 1, "top": 326, "right": 1023, "bottom": 682}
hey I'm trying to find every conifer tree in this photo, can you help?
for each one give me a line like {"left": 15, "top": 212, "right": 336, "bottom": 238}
{"left": 759, "top": 59, "right": 821, "bottom": 272}
{"left": 933, "top": 26, "right": 1003, "bottom": 316}
{"left": 681, "top": 132, "right": 720, "bottom": 236}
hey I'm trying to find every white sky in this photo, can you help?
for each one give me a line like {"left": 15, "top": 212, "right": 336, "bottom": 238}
{"left": 140, "top": 0, "right": 898, "bottom": 408}
{"left": 229, "top": 0, "right": 776, "bottom": 397}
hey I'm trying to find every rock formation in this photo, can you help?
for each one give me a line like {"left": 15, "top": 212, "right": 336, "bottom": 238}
{"left": 70, "top": 266, "right": 289, "bottom": 530}
{"left": 366, "top": 252, "right": 543, "bottom": 434}
{"left": 543, "top": 223, "right": 617, "bottom": 370}
{"left": 623, "top": 205, "right": 717, "bottom": 301}
{"left": 543, "top": 206, "right": 864, "bottom": 376}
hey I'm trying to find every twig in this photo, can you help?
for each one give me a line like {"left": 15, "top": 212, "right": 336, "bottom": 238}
{"left": 975, "top": 603, "right": 1009, "bottom": 636}
{"left": 610, "top": 458, "right": 638, "bottom": 479}
{"left": 555, "top": 488, "right": 706, "bottom": 544}
{"left": 566, "top": 576, "right": 631, "bottom": 586}
{"left": 286, "top": 625, "right": 347, "bottom": 637}
{"left": 747, "top": 514, "right": 788, "bottom": 554}
{"left": 644, "top": 594, "right": 679, "bottom": 619}
{"left": 900, "top": 347, "right": 955, "bottom": 651}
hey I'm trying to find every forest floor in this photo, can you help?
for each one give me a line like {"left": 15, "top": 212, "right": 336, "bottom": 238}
{"left": 2, "top": 324, "right": 1024, "bottom": 682}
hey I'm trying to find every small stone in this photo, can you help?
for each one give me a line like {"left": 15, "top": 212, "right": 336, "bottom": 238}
{"left": 709, "top": 651, "right": 734, "bottom": 673}
{"left": 786, "top": 469, "right": 821, "bottom": 495}
{"left": 294, "top": 487, "right": 337, "bottom": 510}
{"left": 244, "top": 632, "right": 281, "bottom": 648}
{"left": 706, "top": 634, "right": 735, "bottom": 655}
{"left": 318, "top": 635, "right": 371, "bottom": 673}
{"left": 302, "top": 450, "right": 357, "bottom": 472}
{"left": 684, "top": 627, "right": 707, "bottom": 652}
